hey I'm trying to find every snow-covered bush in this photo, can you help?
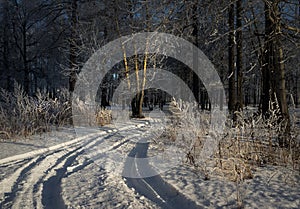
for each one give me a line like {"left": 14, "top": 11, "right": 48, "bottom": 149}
{"left": 0, "top": 85, "right": 71, "bottom": 140}
{"left": 219, "top": 102, "right": 299, "bottom": 170}
{"left": 166, "top": 98, "right": 300, "bottom": 182}
{"left": 96, "top": 107, "right": 112, "bottom": 126}
{"left": 71, "top": 97, "right": 112, "bottom": 127}
{"left": 166, "top": 98, "right": 211, "bottom": 165}
{"left": 0, "top": 85, "right": 114, "bottom": 140}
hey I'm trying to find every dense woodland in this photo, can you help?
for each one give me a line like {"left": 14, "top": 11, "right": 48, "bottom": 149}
{"left": 0, "top": 0, "right": 299, "bottom": 128}
{"left": 0, "top": 2, "right": 299, "bottom": 208}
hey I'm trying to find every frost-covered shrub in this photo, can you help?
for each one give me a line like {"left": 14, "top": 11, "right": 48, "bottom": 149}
{"left": 96, "top": 108, "right": 112, "bottom": 126}
{"left": 167, "top": 98, "right": 211, "bottom": 165}
{"left": 216, "top": 103, "right": 299, "bottom": 181}
{"left": 0, "top": 84, "right": 114, "bottom": 140}
{"left": 0, "top": 85, "right": 72, "bottom": 139}
{"left": 166, "top": 98, "right": 300, "bottom": 181}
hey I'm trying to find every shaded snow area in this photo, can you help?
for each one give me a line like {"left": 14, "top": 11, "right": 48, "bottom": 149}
{"left": 162, "top": 164, "right": 300, "bottom": 209}
{"left": 0, "top": 118, "right": 299, "bottom": 209}
{"left": 0, "top": 127, "right": 76, "bottom": 160}
{"left": 61, "top": 161, "right": 157, "bottom": 208}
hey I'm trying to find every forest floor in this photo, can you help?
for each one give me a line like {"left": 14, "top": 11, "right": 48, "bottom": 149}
{"left": 0, "top": 109, "right": 299, "bottom": 209}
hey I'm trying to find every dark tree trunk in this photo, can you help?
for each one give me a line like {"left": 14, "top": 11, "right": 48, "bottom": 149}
{"left": 236, "top": 0, "right": 243, "bottom": 109}
{"left": 22, "top": 23, "right": 30, "bottom": 95}
{"left": 131, "top": 93, "right": 143, "bottom": 118}
{"left": 101, "top": 87, "right": 109, "bottom": 108}
{"left": 200, "top": 90, "right": 205, "bottom": 110}
{"left": 261, "top": 2, "right": 273, "bottom": 114}
{"left": 261, "top": 0, "right": 290, "bottom": 146}
{"left": 296, "top": 75, "right": 299, "bottom": 107}
{"left": 219, "top": 88, "right": 224, "bottom": 111}
{"left": 68, "top": 0, "right": 78, "bottom": 125}
{"left": 228, "top": 0, "right": 236, "bottom": 114}
{"left": 69, "top": 0, "right": 78, "bottom": 95}
{"left": 192, "top": 2, "right": 200, "bottom": 104}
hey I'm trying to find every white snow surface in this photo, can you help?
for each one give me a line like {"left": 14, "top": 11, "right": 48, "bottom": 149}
{"left": 0, "top": 118, "right": 299, "bottom": 209}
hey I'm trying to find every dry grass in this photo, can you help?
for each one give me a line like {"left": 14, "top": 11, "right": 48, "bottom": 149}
{"left": 96, "top": 108, "right": 112, "bottom": 126}
{"left": 0, "top": 84, "right": 112, "bottom": 140}
{"left": 166, "top": 99, "right": 300, "bottom": 207}
{"left": 217, "top": 106, "right": 300, "bottom": 179}
{"left": 167, "top": 99, "right": 300, "bottom": 177}
{"left": 0, "top": 85, "right": 71, "bottom": 139}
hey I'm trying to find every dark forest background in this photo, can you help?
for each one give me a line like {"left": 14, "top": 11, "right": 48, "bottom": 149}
{"left": 0, "top": 0, "right": 299, "bottom": 123}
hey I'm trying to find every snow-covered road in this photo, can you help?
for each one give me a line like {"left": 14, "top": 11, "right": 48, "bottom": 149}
{"left": 0, "top": 119, "right": 199, "bottom": 209}
{"left": 1, "top": 116, "right": 299, "bottom": 209}
{"left": 0, "top": 129, "right": 114, "bottom": 208}
{"left": 124, "top": 142, "right": 201, "bottom": 209}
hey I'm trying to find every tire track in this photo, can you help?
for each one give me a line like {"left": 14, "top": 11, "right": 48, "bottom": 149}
{"left": 124, "top": 141, "right": 202, "bottom": 209}
{"left": 10, "top": 131, "right": 116, "bottom": 209}
{"left": 0, "top": 121, "right": 151, "bottom": 208}
{"left": 0, "top": 130, "right": 107, "bottom": 209}
{"left": 0, "top": 155, "right": 46, "bottom": 209}
{"left": 0, "top": 159, "right": 31, "bottom": 182}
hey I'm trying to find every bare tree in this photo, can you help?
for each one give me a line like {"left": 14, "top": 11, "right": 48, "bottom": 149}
{"left": 228, "top": 0, "right": 236, "bottom": 114}
{"left": 236, "top": 0, "right": 243, "bottom": 110}
{"left": 261, "top": 0, "right": 291, "bottom": 144}
{"left": 68, "top": 0, "right": 78, "bottom": 97}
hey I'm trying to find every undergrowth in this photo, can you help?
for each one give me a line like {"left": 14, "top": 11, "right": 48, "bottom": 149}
{"left": 166, "top": 98, "right": 300, "bottom": 208}
{"left": 0, "top": 84, "right": 112, "bottom": 140}
{"left": 167, "top": 99, "right": 300, "bottom": 176}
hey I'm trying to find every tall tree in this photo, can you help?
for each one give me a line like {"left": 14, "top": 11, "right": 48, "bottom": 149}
{"left": 0, "top": 0, "right": 66, "bottom": 95}
{"left": 68, "top": 0, "right": 78, "bottom": 96}
{"left": 228, "top": 0, "right": 236, "bottom": 113}
{"left": 192, "top": 1, "right": 200, "bottom": 105}
{"left": 0, "top": 0, "right": 12, "bottom": 90}
{"left": 261, "top": 0, "right": 290, "bottom": 144}
{"left": 236, "top": 0, "right": 243, "bottom": 110}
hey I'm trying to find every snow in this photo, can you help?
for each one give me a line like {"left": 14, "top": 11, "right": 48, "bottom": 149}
{"left": 161, "top": 163, "right": 300, "bottom": 208}
{"left": 0, "top": 127, "right": 76, "bottom": 160}
{"left": 61, "top": 162, "right": 157, "bottom": 209}
{"left": 0, "top": 117, "right": 299, "bottom": 208}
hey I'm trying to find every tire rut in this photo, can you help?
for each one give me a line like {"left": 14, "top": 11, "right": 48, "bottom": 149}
{"left": 124, "top": 142, "right": 202, "bottom": 209}
{"left": 0, "top": 132, "right": 106, "bottom": 209}
{"left": 0, "top": 122, "right": 150, "bottom": 209}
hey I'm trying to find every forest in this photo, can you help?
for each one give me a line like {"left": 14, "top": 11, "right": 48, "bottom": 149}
{"left": 0, "top": 1, "right": 299, "bottom": 208}
{"left": 0, "top": 0, "right": 300, "bottom": 167}
{"left": 0, "top": 0, "right": 300, "bottom": 153}
{"left": 0, "top": 0, "right": 299, "bottom": 118}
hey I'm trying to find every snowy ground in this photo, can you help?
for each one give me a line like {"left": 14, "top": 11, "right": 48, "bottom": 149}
{"left": 0, "top": 127, "right": 76, "bottom": 160}
{"left": 162, "top": 164, "right": 300, "bottom": 208}
{"left": 0, "top": 115, "right": 299, "bottom": 208}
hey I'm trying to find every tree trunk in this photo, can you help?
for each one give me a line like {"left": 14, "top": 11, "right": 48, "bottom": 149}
{"left": 68, "top": 0, "right": 78, "bottom": 125}
{"left": 261, "top": 1, "right": 273, "bottom": 114}
{"left": 273, "top": 4, "right": 290, "bottom": 144}
{"left": 22, "top": 23, "right": 30, "bottom": 95}
{"left": 2, "top": 6, "right": 11, "bottom": 91}
{"left": 136, "top": 2, "right": 150, "bottom": 118}
{"left": 228, "top": 0, "right": 236, "bottom": 114}
{"left": 200, "top": 89, "right": 205, "bottom": 110}
{"left": 69, "top": 0, "right": 77, "bottom": 95}
{"left": 192, "top": 2, "right": 200, "bottom": 104}
{"left": 262, "top": 0, "right": 290, "bottom": 145}
{"left": 236, "top": 0, "right": 243, "bottom": 110}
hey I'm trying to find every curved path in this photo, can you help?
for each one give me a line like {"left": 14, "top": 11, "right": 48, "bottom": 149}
{"left": 0, "top": 122, "right": 142, "bottom": 209}
{"left": 0, "top": 118, "right": 200, "bottom": 208}
{"left": 124, "top": 142, "right": 201, "bottom": 209}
